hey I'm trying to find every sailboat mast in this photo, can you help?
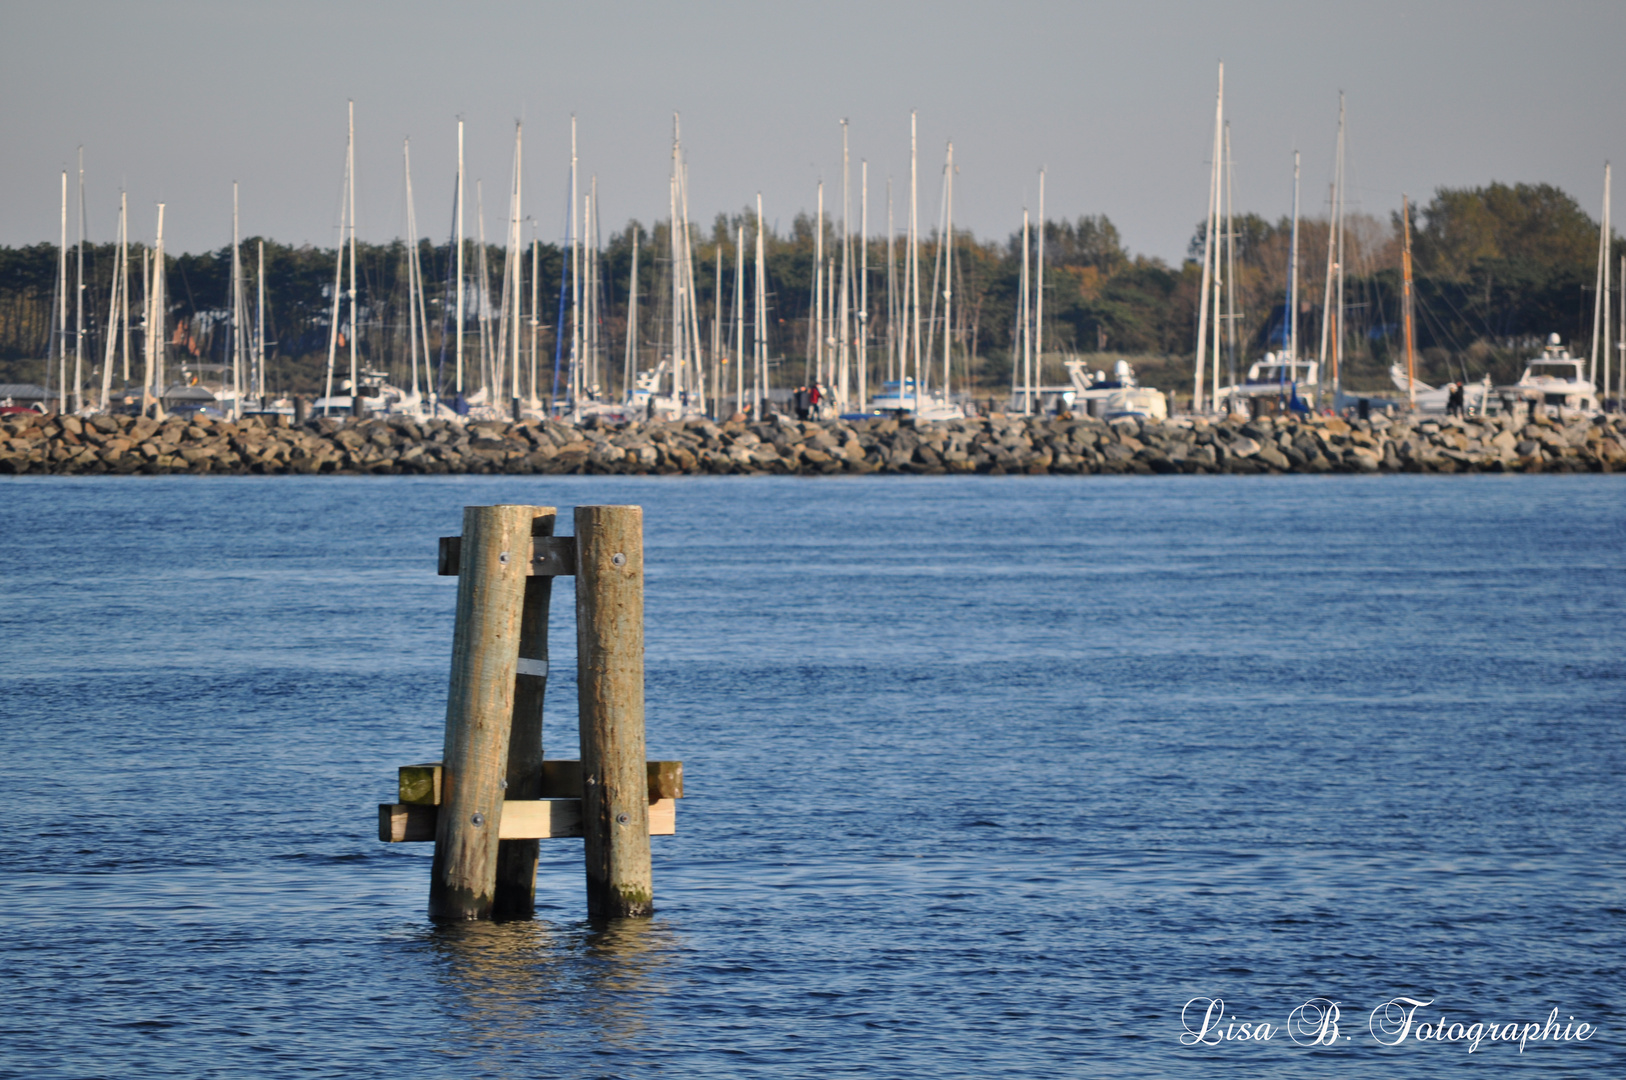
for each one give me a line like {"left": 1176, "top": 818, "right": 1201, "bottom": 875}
{"left": 712, "top": 240, "right": 723, "bottom": 416}
{"left": 456, "top": 118, "right": 465, "bottom": 396}
{"left": 570, "top": 115, "right": 580, "bottom": 410}
{"left": 1401, "top": 194, "right": 1417, "bottom": 409}
{"left": 625, "top": 229, "right": 639, "bottom": 403}
{"left": 1021, "top": 207, "right": 1031, "bottom": 414}
{"left": 152, "top": 204, "right": 166, "bottom": 411}
{"left": 404, "top": 139, "right": 420, "bottom": 406}
{"left": 347, "top": 101, "right": 359, "bottom": 416}
{"left": 909, "top": 111, "right": 921, "bottom": 407}
{"left": 232, "top": 180, "right": 242, "bottom": 418}
{"left": 530, "top": 234, "right": 540, "bottom": 409}
{"left": 814, "top": 180, "right": 824, "bottom": 388}
{"left": 943, "top": 144, "right": 954, "bottom": 401}
{"left": 57, "top": 171, "right": 67, "bottom": 414}
{"left": 1288, "top": 149, "right": 1300, "bottom": 370}
{"left": 100, "top": 195, "right": 123, "bottom": 412}
{"left": 886, "top": 179, "right": 895, "bottom": 385}
{"left": 1333, "top": 95, "right": 1345, "bottom": 404}
{"left": 754, "top": 193, "right": 766, "bottom": 414}
{"left": 1194, "top": 62, "right": 1222, "bottom": 415}
{"left": 1224, "top": 121, "right": 1238, "bottom": 397}
{"left": 1034, "top": 166, "right": 1042, "bottom": 406}
{"left": 512, "top": 122, "right": 523, "bottom": 417}
{"left": 734, "top": 224, "right": 744, "bottom": 416}
{"left": 120, "top": 193, "right": 130, "bottom": 385}
{"left": 74, "top": 150, "right": 84, "bottom": 414}
{"left": 257, "top": 240, "right": 266, "bottom": 406}
{"left": 1592, "top": 163, "right": 1610, "bottom": 388}
{"left": 859, "top": 160, "right": 869, "bottom": 411}
{"left": 840, "top": 120, "right": 851, "bottom": 408}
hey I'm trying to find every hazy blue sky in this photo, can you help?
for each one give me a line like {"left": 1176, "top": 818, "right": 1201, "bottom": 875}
{"left": 4, "top": 1, "right": 1623, "bottom": 262}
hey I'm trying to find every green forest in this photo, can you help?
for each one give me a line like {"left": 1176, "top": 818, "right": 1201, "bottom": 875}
{"left": 0, "top": 181, "right": 1614, "bottom": 403}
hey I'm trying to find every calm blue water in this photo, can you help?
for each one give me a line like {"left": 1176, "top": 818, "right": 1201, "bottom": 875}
{"left": 0, "top": 474, "right": 1621, "bottom": 1078}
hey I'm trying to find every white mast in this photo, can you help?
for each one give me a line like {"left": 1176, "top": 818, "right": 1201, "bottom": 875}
{"left": 943, "top": 142, "right": 954, "bottom": 402}
{"left": 476, "top": 179, "right": 492, "bottom": 398}
{"left": 570, "top": 115, "right": 580, "bottom": 412}
{"left": 1021, "top": 207, "right": 1031, "bottom": 414}
{"left": 625, "top": 229, "right": 639, "bottom": 405}
{"left": 231, "top": 180, "right": 243, "bottom": 418}
{"left": 56, "top": 171, "right": 67, "bottom": 413}
{"left": 1034, "top": 165, "right": 1043, "bottom": 407}
{"left": 839, "top": 119, "right": 851, "bottom": 409}
{"left": 734, "top": 224, "right": 745, "bottom": 416}
{"left": 909, "top": 110, "right": 921, "bottom": 407}
{"left": 256, "top": 240, "right": 267, "bottom": 407}
{"left": 530, "top": 233, "right": 540, "bottom": 411}
{"left": 151, "top": 203, "right": 166, "bottom": 414}
{"left": 347, "top": 100, "right": 358, "bottom": 416}
{"left": 322, "top": 137, "right": 348, "bottom": 415}
{"left": 1194, "top": 62, "right": 1222, "bottom": 414}
{"left": 1224, "top": 120, "right": 1239, "bottom": 399}
{"left": 99, "top": 194, "right": 124, "bottom": 412}
{"left": 712, "top": 237, "right": 723, "bottom": 416}
{"left": 455, "top": 118, "right": 465, "bottom": 397}
{"left": 511, "top": 123, "right": 523, "bottom": 415}
{"left": 1592, "top": 162, "right": 1611, "bottom": 388}
{"left": 74, "top": 149, "right": 84, "bottom": 414}
{"left": 120, "top": 192, "right": 131, "bottom": 387}
{"left": 859, "top": 160, "right": 869, "bottom": 411}
{"left": 1288, "top": 149, "right": 1301, "bottom": 368}
{"left": 887, "top": 179, "right": 896, "bottom": 384}
{"left": 404, "top": 138, "right": 422, "bottom": 408}
{"left": 754, "top": 193, "right": 767, "bottom": 414}
{"left": 668, "top": 117, "right": 681, "bottom": 402}
{"left": 679, "top": 159, "right": 704, "bottom": 413}
{"left": 814, "top": 179, "right": 824, "bottom": 388}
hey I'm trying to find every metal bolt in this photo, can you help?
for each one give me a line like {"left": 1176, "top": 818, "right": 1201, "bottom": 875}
{"left": 616, "top": 812, "right": 630, "bottom": 825}
{"left": 499, "top": 779, "right": 508, "bottom": 789}
{"left": 499, "top": 551, "right": 509, "bottom": 564}
{"left": 611, "top": 552, "right": 626, "bottom": 567}
{"left": 471, "top": 813, "right": 485, "bottom": 827}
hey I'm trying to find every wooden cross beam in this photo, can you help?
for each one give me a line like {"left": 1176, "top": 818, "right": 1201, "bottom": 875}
{"left": 438, "top": 534, "right": 577, "bottom": 577}
{"left": 379, "top": 799, "right": 678, "bottom": 842}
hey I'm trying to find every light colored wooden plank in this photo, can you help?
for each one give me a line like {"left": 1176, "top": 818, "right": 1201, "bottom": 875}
{"left": 379, "top": 799, "right": 676, "bottom": 842}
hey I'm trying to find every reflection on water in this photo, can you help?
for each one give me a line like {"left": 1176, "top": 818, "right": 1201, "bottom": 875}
{"left": 403, "top": 917, "right": 679, "bottom": 1067}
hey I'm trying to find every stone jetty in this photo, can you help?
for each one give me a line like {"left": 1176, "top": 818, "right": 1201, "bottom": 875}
{"left": 4, "top": 409, "right": 1625, "bottom": 476}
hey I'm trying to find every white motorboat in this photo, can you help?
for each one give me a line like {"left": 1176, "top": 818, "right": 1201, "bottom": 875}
{"left": 1389, "top": 366, "right": 1494, "bottom": 415}
{"left": 1063, "top": 359, "right": 1167, "bottom": 419}
{"left": 860, "top": 378, "right": 964, "bottom": 421}
{"left": 1499, "top": 335, "right": 1599, "bottom": 419}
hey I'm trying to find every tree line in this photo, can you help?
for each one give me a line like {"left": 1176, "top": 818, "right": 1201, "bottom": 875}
{"left": 0, "top": 180, "right": 1613, "bottom": 400}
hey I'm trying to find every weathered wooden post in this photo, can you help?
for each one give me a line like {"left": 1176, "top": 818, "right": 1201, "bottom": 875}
{"left": 575, "top": 505, "right": 653, "bottom": 918}
{"left": 493, "top": 509, "right": 555, "bottom": 917}
{"left": 428, "top": 504, "right": 535, "bottom": 920}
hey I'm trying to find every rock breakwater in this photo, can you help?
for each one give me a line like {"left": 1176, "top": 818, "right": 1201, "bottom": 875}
{"left": 4, "top": 410, "right": 1624, "bottom": 477}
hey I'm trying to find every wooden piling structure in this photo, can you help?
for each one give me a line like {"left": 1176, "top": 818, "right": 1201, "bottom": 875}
{"left": 574, "top": 505, "right": 653, "bottom": 918}
{"left": 428, "top": 504, "right": 535, "bottom": 920}
{"left": 384, "top": 503, "right": 674, "bottom": 921}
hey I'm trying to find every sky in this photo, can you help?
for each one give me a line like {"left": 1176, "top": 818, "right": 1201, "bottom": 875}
{"left": 4, "top": 0, "right": 1624, "bottom": 263}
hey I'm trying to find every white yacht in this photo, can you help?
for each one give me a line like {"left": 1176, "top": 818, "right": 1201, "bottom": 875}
{"left": 1063, "top": 359, "right": 1167, "bottom": 420}
{"left": 1501, "top": 334, "right": 1599, "bottom": 418}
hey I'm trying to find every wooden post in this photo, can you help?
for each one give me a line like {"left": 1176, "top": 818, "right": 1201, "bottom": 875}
{"left": 575, "top": 505, "right": 653, "bottom": 918}
{"left": 493, "top": 508, "right": 555, "bottom": 917}
{"left": 428, "top": 504, "right": 534, "bottom": 920}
